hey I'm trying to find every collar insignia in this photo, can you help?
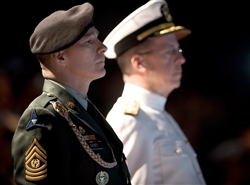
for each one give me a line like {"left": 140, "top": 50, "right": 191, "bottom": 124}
{"left": 66, "top": 101, "right": 75, "bottom": 109}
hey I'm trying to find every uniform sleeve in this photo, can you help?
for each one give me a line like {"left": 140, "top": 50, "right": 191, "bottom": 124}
{"left": 107, "top": 111, "right": 155, "bottom": 184}
{"left": 11, "top": 107, "right": 71, "bottom": 185}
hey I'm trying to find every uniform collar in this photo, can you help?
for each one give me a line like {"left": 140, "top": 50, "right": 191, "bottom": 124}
{"left": 46, "top": 79, "right": 88, "bottom": 110}
{"left": 121, "top": 83, "right": 167, "bottom": 112}
{"left": 43, "top": 79, "right": 108, "bottom": 139}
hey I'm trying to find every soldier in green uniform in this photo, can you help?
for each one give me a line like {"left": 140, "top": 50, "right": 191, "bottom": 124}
{"left": 11, "top": 2, "right": 131, "bottom": 185}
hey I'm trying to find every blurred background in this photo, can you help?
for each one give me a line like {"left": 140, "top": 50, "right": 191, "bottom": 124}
{"left": 1, "top": 0, "right": 250, "bottom": 184}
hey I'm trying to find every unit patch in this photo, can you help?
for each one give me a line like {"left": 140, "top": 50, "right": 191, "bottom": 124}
{"left": 26, "top": 110, "right": 45, "bottom": 130}
{"left": 123, "top": 100, "right": 140, "bottom": 115}
{"left": 25, "top": 138, "right": 47, "bottom": 181}
{"left": 96, "top": 171, "right": 109, "bottom": 185}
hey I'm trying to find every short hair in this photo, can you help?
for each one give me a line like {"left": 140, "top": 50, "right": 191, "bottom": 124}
{"left": 117, "top": 38, "right": 152, "bottom": 75}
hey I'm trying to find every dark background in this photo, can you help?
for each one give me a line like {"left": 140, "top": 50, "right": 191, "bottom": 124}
{"left": 1, "top": 0, "right": 250, "bottom": 185}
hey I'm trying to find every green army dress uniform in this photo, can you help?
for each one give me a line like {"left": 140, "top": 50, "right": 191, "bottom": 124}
{"left": 12, "top": 79, "right": 131, "bottom": 185}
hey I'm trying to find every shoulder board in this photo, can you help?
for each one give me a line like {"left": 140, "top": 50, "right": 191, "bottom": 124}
{"left": 123, "top": 100, "right": 140, "bottom": 115}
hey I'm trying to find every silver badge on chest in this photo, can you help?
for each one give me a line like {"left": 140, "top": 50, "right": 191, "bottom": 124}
{"left": 96, "top": 171, "right": 109, "bottom": 185}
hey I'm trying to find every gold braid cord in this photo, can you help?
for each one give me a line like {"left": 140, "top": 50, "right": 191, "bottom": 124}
{"left": 50, "top": 101, "right": 117, "bottom": 168}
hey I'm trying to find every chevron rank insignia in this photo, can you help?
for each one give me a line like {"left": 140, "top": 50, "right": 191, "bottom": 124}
{"left": 26, "top": 109, "right": 45, "bottom": 130}
{"left": 123, "top": 100, "right": 140, "bottom": 115}
{"left": 25, "top": 138, "right": 47, "bottom": 181}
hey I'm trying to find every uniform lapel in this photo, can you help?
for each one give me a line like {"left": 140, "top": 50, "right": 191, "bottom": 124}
{"left": 42, "top": 79, "right": 108, "bottom": 140}
{"left": 87, "top": 100, "right": 124, "bottom": 151}
{"left": 69, "top": 100, "right": 108, "bottom": 140}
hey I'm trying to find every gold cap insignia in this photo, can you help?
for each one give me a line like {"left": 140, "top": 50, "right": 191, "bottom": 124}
{"left": 96, "top": 171, "right": 109, "bottom": 185}
{"left": 123, "top": 100, "right": 140, "bottom": 115}
{"left": 161, "top": 4, "right": 172, "bottom": 22}
{"left": 25, "top": 138, "right": 47, "bottom": 181}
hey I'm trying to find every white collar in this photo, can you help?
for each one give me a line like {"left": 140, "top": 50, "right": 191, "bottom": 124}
{"left": 121, "top": 83, "right": 167, "bottom": 112}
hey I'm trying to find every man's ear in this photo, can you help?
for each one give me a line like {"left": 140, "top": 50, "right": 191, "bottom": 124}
{"left": 51, "top": 51, "right": 67, "bottom": 67}
{"left": 131, "top": 54, "right": 146, "bottom": 72}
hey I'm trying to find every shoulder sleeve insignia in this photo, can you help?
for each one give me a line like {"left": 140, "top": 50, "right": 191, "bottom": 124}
{"left": 123, "top": 100, "right": 140, "bottom": 115}
{"left": 26, "top": 109, "right": 45, "bottom": 131}
{"left": 25, "top": 138, "right": 47, "bottom": 181}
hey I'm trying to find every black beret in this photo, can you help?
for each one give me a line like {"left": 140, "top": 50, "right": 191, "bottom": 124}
{"left": 30, "top": 2, "right": 95, "bottom": 54}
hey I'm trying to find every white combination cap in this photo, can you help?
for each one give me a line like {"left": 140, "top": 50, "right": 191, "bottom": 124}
{"left": 103, "top": 0, "right": 191, "bottom": 59}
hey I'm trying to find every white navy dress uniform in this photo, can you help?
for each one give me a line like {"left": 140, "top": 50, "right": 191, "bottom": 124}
{"left": 104, "top": 0, "right": 207, "bottom": 184}
{"left": 106, "top": 84, "right": 206, "bottom": 184}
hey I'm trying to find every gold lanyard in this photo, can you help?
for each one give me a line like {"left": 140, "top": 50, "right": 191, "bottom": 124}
{"left": 50, "top": 101, "right": 117, "bottom": 168}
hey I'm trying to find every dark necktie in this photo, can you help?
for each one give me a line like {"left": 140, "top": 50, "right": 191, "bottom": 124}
{"left": 87, "top": 101, "right": 101, "bottom": 127}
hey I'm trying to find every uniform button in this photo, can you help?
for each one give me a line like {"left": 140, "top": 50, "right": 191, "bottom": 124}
{"left": 47, "top": 93, "right": 53, "bottom": 97}
{"left": 185, "top": 140, "right": 189, "bottom": 145}
{"left": 175, "top": 148, "right": 181, "bottom": 154}
{"left": 121, "top": 157, "right": 123, "bottom": 162}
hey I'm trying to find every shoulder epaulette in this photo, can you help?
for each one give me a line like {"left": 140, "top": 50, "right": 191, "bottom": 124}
{"left": 123, "top": 100, "right": 140, "bottom": 115}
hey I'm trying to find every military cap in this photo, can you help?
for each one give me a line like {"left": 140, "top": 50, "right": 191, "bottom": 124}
{"left": 103, "top": 0, "right": 191, "bottom": 59}
{"left": 30, "top": 2, "right": 95, "bottom": 54}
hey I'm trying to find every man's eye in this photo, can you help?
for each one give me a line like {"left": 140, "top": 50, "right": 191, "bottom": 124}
{"left": 165, "top": 48, "right": 182, "bottom": 55}
{"left": 166, "top": 48, "right": 175, "bottom": 55}
{"left": 85, "top": 40, "right": 91, "bottom": 44}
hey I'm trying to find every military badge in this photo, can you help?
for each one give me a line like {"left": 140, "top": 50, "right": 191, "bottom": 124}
{"left": 50, "top": 101, "right": 117, "bottom": 168}
{"left": 123, "top": 100, "right": 140, "bottom": 115}
{"left": 79, "top": 126, "right": 86, "bottom": 135}
{"left": 66, "top": 101, "right": 75, "bottom": 108}
{"left": 96, "top": 171, "right": 109, "bottom": 185}
{"left": 83, "top": 134, "right": 96, "bottom": 140}
{"left": 161, "top": 3, "right": 172, "bottom": 22}
{"left": 26, "top": 109, "right": 45, "bottom": 130}
{"left": 25, "top": 138, "right": 47, "bottom": 181}
{"left": 50, "top": 101, "right": 69, "bottom": 118}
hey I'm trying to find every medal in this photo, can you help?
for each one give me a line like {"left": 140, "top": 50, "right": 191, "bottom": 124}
{"left": 96, "top": 171, "right": 109, "bottom": 185}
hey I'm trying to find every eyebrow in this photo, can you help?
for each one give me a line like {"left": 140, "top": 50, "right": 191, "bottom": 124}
{"left": 84, "top": 28, "right": 99, "bottom": 38}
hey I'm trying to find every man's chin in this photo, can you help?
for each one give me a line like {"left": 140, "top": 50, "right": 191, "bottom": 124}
{"left": 172, "top": 81, "right": 181, "bottom": 90}
{"left": 93, "top": 70, "right": 106, "bottom": 80}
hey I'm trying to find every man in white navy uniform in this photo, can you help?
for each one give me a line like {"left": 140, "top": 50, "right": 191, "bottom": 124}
{"left": 104, "top": 0, "right": 206, "bottom": 184}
